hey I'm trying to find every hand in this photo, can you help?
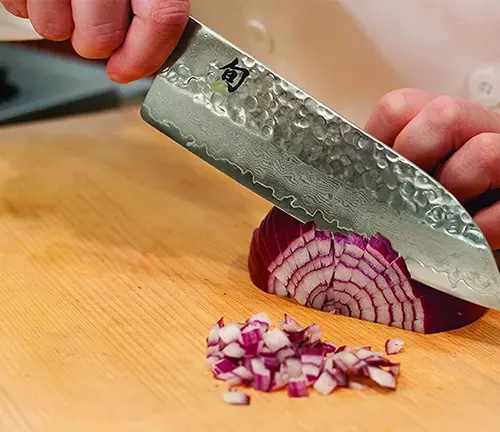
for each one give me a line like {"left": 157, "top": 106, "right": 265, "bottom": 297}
{"left": 0, "top": 0, "right": 189, "bottom": 83}
{"left": 365, "top": 88, "right": 500, "bottom": 250}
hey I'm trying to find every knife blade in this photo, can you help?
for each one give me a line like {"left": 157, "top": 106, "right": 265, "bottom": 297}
{"left": 140, "top": 17, "right": 500, "bottom": 310}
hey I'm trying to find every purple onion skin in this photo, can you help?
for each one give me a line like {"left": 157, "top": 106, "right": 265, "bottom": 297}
{"left": 248, "top": 207, "right": 486, "bottom": 334}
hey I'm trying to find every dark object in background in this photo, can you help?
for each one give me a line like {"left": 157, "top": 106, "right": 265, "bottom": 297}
{"left": 0, "top": 43, "right": 152, "bottom": 126}
{"left": 0, "top": 67, "right": 19, "bottom": 103}
{"left": 9, "top": 39, "right": 105, "bottom": 63}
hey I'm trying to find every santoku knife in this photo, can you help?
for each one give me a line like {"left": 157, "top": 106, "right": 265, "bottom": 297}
{"left": 140, "top": 17, "right": 500, "bottom": 310}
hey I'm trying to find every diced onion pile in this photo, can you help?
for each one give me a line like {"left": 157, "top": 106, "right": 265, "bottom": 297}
{"left": 207, "top": 312, "right": 403, "bottom": 405}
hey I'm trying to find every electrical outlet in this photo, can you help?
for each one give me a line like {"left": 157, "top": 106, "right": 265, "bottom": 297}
{"left": 468, "top": 64, "right": 500, "bottom": 108}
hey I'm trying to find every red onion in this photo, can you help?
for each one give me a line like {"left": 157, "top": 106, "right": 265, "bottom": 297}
{"left": 248, "top": 208, "right": 487, "bottom": 334}
{"left": 207, "top": 313, "right": 404, "bottom": 405}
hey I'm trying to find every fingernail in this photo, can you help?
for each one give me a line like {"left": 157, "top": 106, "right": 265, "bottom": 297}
{"left": 106, "top": 71, "right": 131, "bottom": 84}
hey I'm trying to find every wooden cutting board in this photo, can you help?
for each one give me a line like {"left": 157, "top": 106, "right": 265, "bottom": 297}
{"left": 0, "top": 107, "right": 499, "bottom": 432}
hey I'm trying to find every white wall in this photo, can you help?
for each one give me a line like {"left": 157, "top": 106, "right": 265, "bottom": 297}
{"left": 191, "top": 0, "right": 404, "bottom": 126}
{"left": 192, "top": 0, "right": 500, "bottom": 124}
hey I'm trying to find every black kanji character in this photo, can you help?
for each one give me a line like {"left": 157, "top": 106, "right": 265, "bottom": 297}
{"left": 219, "top": 58, "right": 249, "bottom": 93}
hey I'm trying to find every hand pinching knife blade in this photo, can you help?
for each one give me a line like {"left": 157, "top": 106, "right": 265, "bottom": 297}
{"left": 141, "top": 17, "right": 500, "bottom": 309}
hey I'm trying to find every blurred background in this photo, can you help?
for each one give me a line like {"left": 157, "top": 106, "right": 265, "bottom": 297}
{"left": 2, "top": 0, "right": 500, "bottom": 126}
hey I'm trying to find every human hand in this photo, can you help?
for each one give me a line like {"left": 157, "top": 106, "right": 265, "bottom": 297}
{"left": 365, "top": 88, "right": 500, "bottom": 250}
{"left": 0, "top": 0, "right": 189, "bottom": 83}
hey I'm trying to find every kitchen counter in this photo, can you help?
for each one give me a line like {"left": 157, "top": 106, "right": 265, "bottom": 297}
{"left": 0, "top": 107, "right": 499, "bottom": 432}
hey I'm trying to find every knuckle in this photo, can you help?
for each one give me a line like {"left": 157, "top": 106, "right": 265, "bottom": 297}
{"left": 425, "top": 95, "right": 463, "bottom": 130}
{"left": 474, "top": 133, "right": 500, "bottom": 178}
{"left": 143, "top": 0, "right": 190, "bottom": 29}
{"left": 376, "top": 89, "right": 413, "bottom": 122}
{"left": 80, "top": 22, "right": 126, "bottom": 51}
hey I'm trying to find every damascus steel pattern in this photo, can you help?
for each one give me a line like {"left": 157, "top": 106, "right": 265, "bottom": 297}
{"left": 141, "top": 18, "right": 500, "bottom": 309}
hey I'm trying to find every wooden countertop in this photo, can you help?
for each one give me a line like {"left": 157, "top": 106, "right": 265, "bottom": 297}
{"left": 0, "top": 107, "right": 499, "bottom": 432}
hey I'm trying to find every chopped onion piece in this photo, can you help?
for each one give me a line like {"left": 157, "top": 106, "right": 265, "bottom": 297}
{"left": 301, "top": 351, "right": 322, "bottom": 382}
{"left": 254, "top": 369, "right": 272, "bottom": 392}
{"left": 207, "top": 324, "right": 220, "bottom": 346}
{"left": 276, "top": 347, "right": 295, "bottom": 363}
{"left": 223, "top": 390, "right": 251, "bottom": 405}
{"left": 366, "top": 366, "right": 397, "bottom": 389}
{"left": 305, "top": 324, "right": 322, "bottom": 344}
{"left": 349, "top": 381, "right": 368, "bottom": 391}
{"left": 222, "top": 342, "right": 245, "bottom": 359}
{"left": 285, "top": 358, "right": 303, "bottom": 378}
{"left": 232, "top": 366, "right": 254, "bottom": 384}
{"left": 288, "top": 376, "right": 309, "bottom": 397}
{"left": 263, "top": 328, "right": 291, "bottom": 353}
{"left": 247, "top": 312, "right": 272, "bottom": 333}
{"left": 207, "top": 356, "right": 220, "bottom": 366}
{"left": 215, "top": 371, "right": 237, "bottom": 382}
{"left": 314, "top": 371, "right": 338, "bottom": 395}
{"left": 385, "top": 338, "right": 404, "bottom": 355}
{"left": 273, "top": 368, "right": 290, "bottom": 390}
{"left": 328, "top": 368, "right": 349, "bottom": 387}
{"left": 240, "top": 324, "right": 263, "bottom": 347}
{"left": 213, "top": 359, "right": 236, "bottom": 375}
{"left": 227, "top": 375, "right": 242, "bottom": 387}
{"left": 219, "top": 323, "right": 242, "bottom": 345}
{"left": 317, "top": 341, "right": 337, "bottom": 353}
{"left": 250, "top": 357, "right": 267, "bottom": 374}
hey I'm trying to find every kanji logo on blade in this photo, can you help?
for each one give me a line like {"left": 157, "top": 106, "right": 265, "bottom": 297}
{"left": 219, "top": 58, "right": 249, "bottom": 93}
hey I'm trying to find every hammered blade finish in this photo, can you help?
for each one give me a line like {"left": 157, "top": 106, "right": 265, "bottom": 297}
{"left": 141, "top": 18, "right": 500, "bottom": 309}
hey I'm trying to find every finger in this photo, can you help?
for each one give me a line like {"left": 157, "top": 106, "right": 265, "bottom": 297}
{"left": 27, "top": 0, "right": 72, "bottom": 41}
{"left": 106, "top": 0, "right": 190, "bottom": 83}
{"left": 394, "top": 96, "right": 500, "bottom": 171}
{"left": 437, "top": 133, "right": 500, "bottom": 202}
{"left": 364, "top": 88, "right": 436, "bottom": 146}
{"left": 1, "top": 0, "right": 28, "bottom": 18}
{"left": 71, "top": 0, "right": 130, "bottom": 59}
{"left": 474, "top": 201, "right": 500, "bottom": 251}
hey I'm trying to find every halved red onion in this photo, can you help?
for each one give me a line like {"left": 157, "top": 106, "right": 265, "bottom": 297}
{"left": 248, "top": 208, "right": 486, "bottom": 334}
{"left": 385, "top": 338, "right": 404, "bottom": 355}
{"left": 208, "top": 313, "right": 405, "bottom": 404}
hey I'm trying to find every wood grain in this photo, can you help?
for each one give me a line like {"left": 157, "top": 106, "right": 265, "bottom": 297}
{"left": 0, "top": 107, "right": 499, "bottom": 432}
